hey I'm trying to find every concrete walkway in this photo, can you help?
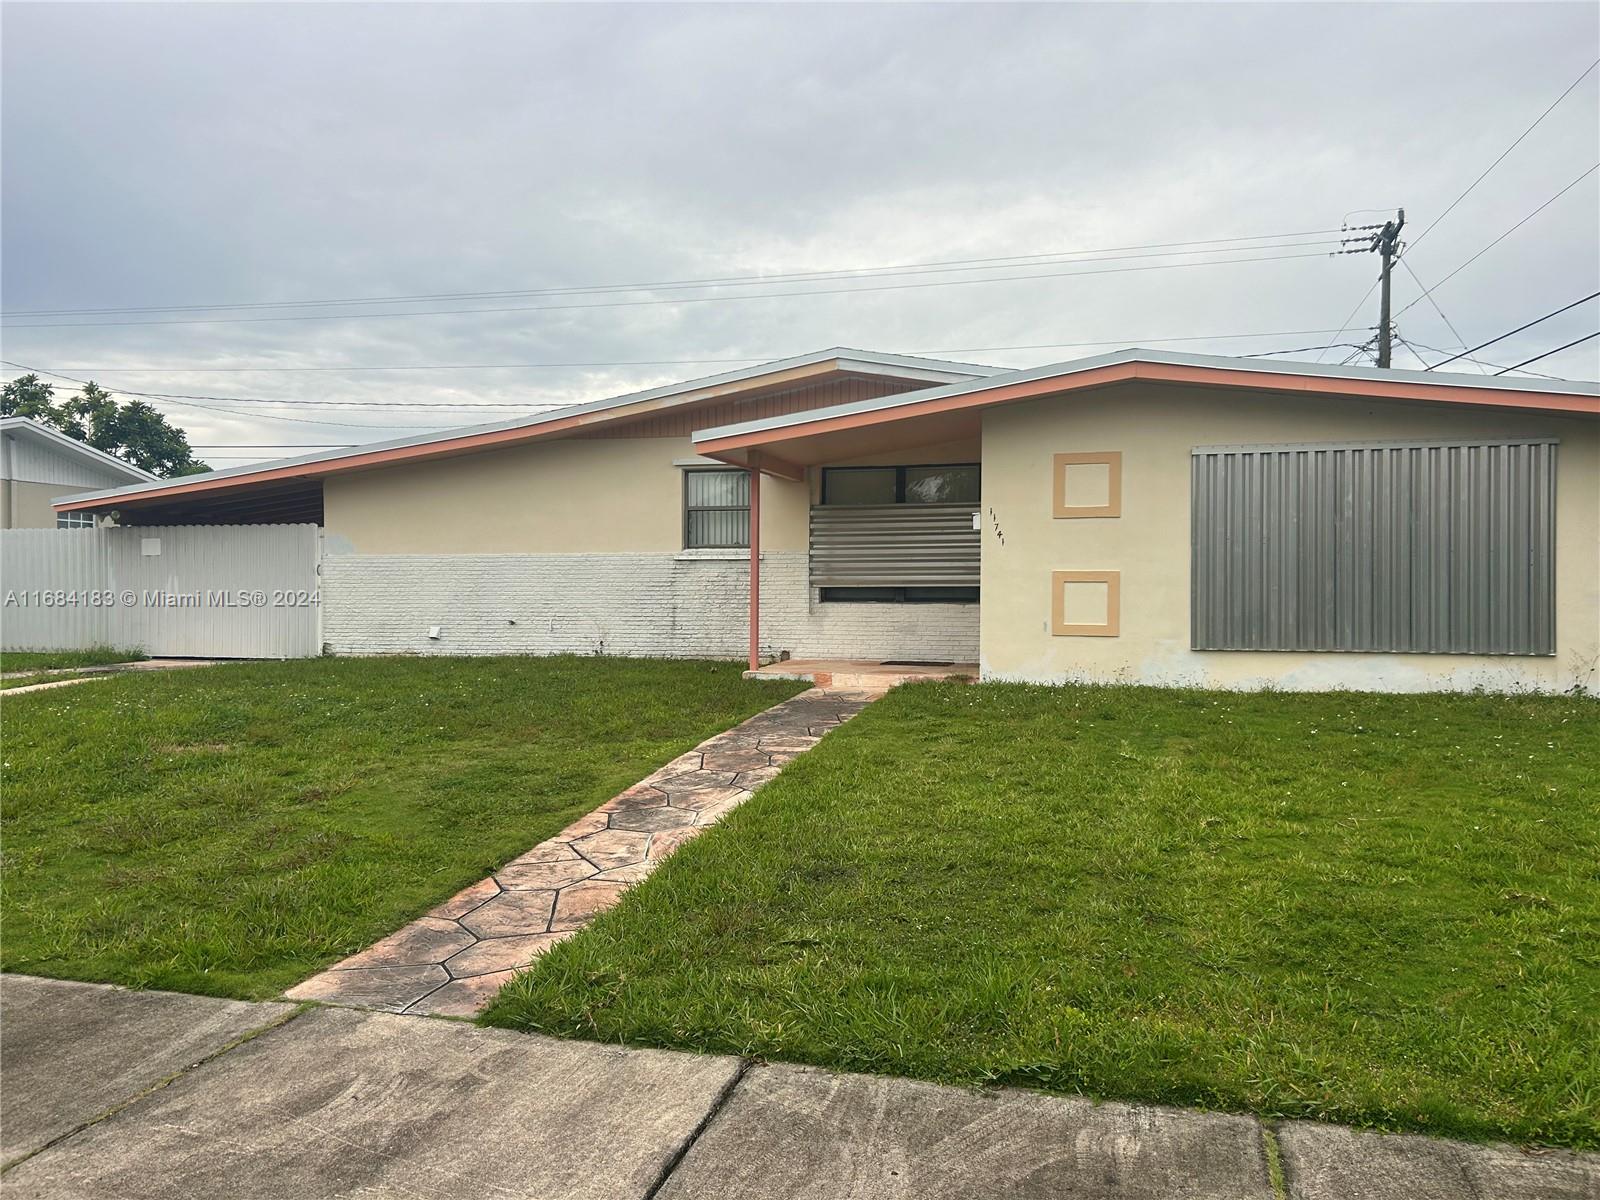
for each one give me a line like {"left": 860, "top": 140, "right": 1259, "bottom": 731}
{"left": 3, "top": 975, "right": 1593, "bottom": 1199}
{"left": 0, "top": 658, "right": 220, "bottom": 697}
{"left": 286, "top": 687, "right": 878, "bottom": 1017}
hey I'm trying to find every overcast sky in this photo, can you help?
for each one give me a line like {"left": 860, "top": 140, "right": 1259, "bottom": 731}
{"left": 3, "top": 2, "right": 1596, "bottom": 469}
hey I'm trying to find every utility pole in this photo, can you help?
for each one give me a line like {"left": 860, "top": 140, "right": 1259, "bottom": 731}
{"left": 1335, "top": 208, "right": 1406, "bottom": 367}
{"left": 1374, "top": 209, "right": 1405, "bottom": 367}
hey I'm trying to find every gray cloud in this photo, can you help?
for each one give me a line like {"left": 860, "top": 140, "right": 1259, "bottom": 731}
{"left": 4, "top": 2, "right": 1596, "bottom": 465}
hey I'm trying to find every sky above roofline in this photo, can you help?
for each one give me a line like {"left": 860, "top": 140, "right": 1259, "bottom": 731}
{"left": 5, "top": 3, "right": 1596, "bottom": 473}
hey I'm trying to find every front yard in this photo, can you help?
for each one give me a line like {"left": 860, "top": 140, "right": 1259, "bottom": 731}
{"left": 5, "top": 659, "right": 1594, "bottom": 1148}
{"left": 0, "top": 656, "right": 805, "bottom": 999}
{"left": 484, "top": 682, "right": 1600, "bottom": 1149}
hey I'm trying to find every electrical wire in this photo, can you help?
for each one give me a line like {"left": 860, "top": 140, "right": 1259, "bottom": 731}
{"left": 0, "top": 230, "right": 1344, "bottom": 319}
{"left": 0, "top": 249, "right": 1336, "bottom": 331}
{"left": 1493, "top": 331, "right": 1599, "bottom": 375}
{"left": 3, "top": 364, "right": 455, "bottom": 430}
{"left": 1398, "top": 257, "right": 1492, "bottom": 374}
{"left": 1312, "top": 273, "right": 1380, "bottom": 364}
{"left": 1395, "top": 163, "right": 1600, "bottom": 319}
{"left": 1424, "top": 292, "right": 1600, "bottom": 370}
{"left": 1238, "top": 343, "right": 1371, "bottom": 358}
{"left": 2, "top": 360, "right": 566, "bottom": 412}
{"left": 30, "top": 327, "right": 1359, "bottom": 374}
{"left": 1409, "top": 58, "right": 1599, "bottom": 251}
{"left": 1393, "top": 334, "right": 1439, "bottom": 369}
{"left": 1399, "top": 337, "right": 1569, "bottom": 380}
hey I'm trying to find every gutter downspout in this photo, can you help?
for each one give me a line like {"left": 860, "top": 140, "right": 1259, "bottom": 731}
{"left": 748, "top": 456, "right": 761, "bottom": 672}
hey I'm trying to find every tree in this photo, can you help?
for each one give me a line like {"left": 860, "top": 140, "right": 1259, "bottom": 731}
{"left": 1, "top": 375, "right": 208, "bottom": 477}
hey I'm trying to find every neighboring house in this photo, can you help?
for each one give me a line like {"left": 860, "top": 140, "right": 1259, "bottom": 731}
{"left": 52, "top": 347, "right": 1600, "bottom": 693}
{"left": 0, "top": 416, "right": 157, "bottom": 529}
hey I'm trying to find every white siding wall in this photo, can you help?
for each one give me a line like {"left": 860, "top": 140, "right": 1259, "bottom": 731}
{"left": 2, "top": 435, "right": 145, "bottom": 489}
{"left": 320, "top": 551, "right": 979, "bottom": 662}
{"left": 1, "top": 525, "right": 322, "bottom": 657}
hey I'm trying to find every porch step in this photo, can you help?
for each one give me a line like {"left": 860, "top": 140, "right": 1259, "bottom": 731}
{"left": 744, "top": 659, "right": 977, "bottom": 690}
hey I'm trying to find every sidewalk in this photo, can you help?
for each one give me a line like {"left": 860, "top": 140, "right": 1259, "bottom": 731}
{"left": 3, "top": 975, "right": 1593, "bottom": 1199}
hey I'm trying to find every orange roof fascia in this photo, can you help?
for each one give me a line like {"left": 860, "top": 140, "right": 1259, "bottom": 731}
{"left": 694, "top": 362, "right": 1599, "bottom": 457}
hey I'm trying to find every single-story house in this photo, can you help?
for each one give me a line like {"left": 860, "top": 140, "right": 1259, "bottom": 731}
{"left": 53, "top": 347, "right": 1600, "bottom": 693}
{"left": 1, "top": 416, "right": 156, "bottom": 528}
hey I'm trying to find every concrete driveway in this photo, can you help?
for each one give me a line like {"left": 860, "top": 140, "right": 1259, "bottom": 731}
{"left": 2, "top": 975, "right": 1594, "bottom": 1199}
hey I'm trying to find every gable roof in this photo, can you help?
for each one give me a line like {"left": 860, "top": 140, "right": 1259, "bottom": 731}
{"left": 52, "top": 347, "right": 999, "bottom": 513}
{"left": 692, "top": 348, "right": 1600, "bottom": 466}
{"left": 0, "top": 416, "right": 158, "bottom": 484}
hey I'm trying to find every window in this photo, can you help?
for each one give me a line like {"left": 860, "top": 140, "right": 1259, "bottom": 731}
{"left": 819, "top": 586, "right": 978, "bottom": 604}
{"left": 821, "top": 464, "right": 979, "bottom": 505}
{"left": 56, "top": 511, "right": 96, "bottom": 529}
{"left": 1191, "top": 439, "right": 1556, "bottom": 655}
{"left": 683, "top": 469, "right": 750, "bottom": 549}
{"left": 812, "top": 463, "right": 981, "bottom": 600}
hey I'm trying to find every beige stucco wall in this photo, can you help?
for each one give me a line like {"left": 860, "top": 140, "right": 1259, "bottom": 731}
{"left": 317, "top": 432, "right": 984, "bottom": 662}
{"left": 980, "top": 384, "right": 1600, "bottom": 693}
{"left": 322, "top": 437, "right": 811, "bottom": 554}
{"left": 322, "top": 434, "right": 983, "bottom": 555}
{"left": 3, "top": 480, "right": 74, "bottom": 529}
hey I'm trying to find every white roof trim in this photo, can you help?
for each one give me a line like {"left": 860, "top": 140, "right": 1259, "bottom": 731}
{"left": 55, "top": 347, "right": 999, "bottom": 508}
{"left": 0, "top": 416, "right": 158, "bottom": 483}
{"left": 692, "top": 348, "right": 1600, "bottom": 445}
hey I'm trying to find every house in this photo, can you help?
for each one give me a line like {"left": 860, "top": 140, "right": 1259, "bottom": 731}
{"left": 1, "top": 417, "right": 156, "bottom": 528}
{"left": 51, "top": 347, "right": 1600, "bottom": 693}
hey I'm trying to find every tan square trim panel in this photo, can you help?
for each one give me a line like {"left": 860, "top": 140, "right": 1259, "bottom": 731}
{"left": 1051, "top": 570, "right": 1121, "bottom": 637}
{"left": 1052, "top": 451, "right": 1122, "bottom": 518}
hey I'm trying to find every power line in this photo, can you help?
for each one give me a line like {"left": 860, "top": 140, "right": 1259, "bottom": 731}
{"left": 0, "top": 230, "right": 1342, "bottom": 319}
{"left": 1424, "top": 292, "right": 1600, "bottom": 370}
{"left": 1492, "top": 331, "right": 1599, "bottom": 375}
{"left": 2, "top": 362, "right": 567, "bottom": 412}
{"left": 3, "top": 362, "right": 453, "bottom": 430}
{"left": 32, "top": 327, "right": 1359, "bottom": 374}
{"left": 39, "top": 387, "right": 563, "bottom": 411}
{"left": 1397, "top": 337, "right": 1572, "bottom": 380}
{"left": 1312, "top": 274, "right": 1380, "bottom": 364}
{"left": 1393, "top": 334, "right": 1439, "bottom": 369}
{"left": 1238, "top": 342, "right": 1370, "bottom": 358}
{"left": 44, "top": 356, "right": 770, "bottom": 374}
{"left": 0, "top": 249, "right": 1335, "bottom": 331}
{"left": 1395, "top": 162, "right": 1600, "bottom": 319}
{"left": 1409, "top": 58, "right": 1598, "bottom": 252}
{"left": 1398, "top": 257, "right": 1491, "bottom": 374}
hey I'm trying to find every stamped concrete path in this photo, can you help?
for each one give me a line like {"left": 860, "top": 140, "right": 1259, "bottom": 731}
{"left": 286, "top": 686, "right": 877, "bottom": 1017}
{"left": 5, "top": 975, "right": 1596, "bottom": 1199}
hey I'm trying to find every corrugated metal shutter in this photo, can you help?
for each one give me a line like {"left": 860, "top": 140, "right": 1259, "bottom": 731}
{"left": 809, "top": 504, "right": 979, "bottom": 587}
{"left": 1191, "top": 439, "right": 1556, "bottom": 655}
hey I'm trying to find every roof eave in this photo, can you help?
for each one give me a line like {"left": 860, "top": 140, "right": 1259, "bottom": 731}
{"left": 51, "top": 347, "right": 998, "bottom": 512}
{"left": 692, "top": 350, "right": 1600, "bottom": 454}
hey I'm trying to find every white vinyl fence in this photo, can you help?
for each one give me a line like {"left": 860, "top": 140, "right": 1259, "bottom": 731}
{"left": 0, "top": 524, "right": 321, "bottom": 658}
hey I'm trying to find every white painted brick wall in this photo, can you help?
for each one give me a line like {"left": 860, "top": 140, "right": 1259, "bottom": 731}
{"left": 321, "top": 551, "right": 979, "bottom": 662}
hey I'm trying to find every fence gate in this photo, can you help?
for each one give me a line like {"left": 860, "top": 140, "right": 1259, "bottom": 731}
{"left": 1, "top": 524, "right": 321, "bottom": 658}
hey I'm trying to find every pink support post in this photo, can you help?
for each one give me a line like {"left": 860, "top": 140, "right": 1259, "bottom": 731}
{"left": 747, "top": 460, "right": 761, "bottom": 672}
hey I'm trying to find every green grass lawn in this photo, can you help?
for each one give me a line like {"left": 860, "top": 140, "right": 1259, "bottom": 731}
{"left": 0, "top": 646, "right": 143, "bottom": 672}
{"left": 0, "top": 656, "right": 805, "bottom": 999}
{"left": 485, "top": 681, "right": 1600, "bottom": 1149}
